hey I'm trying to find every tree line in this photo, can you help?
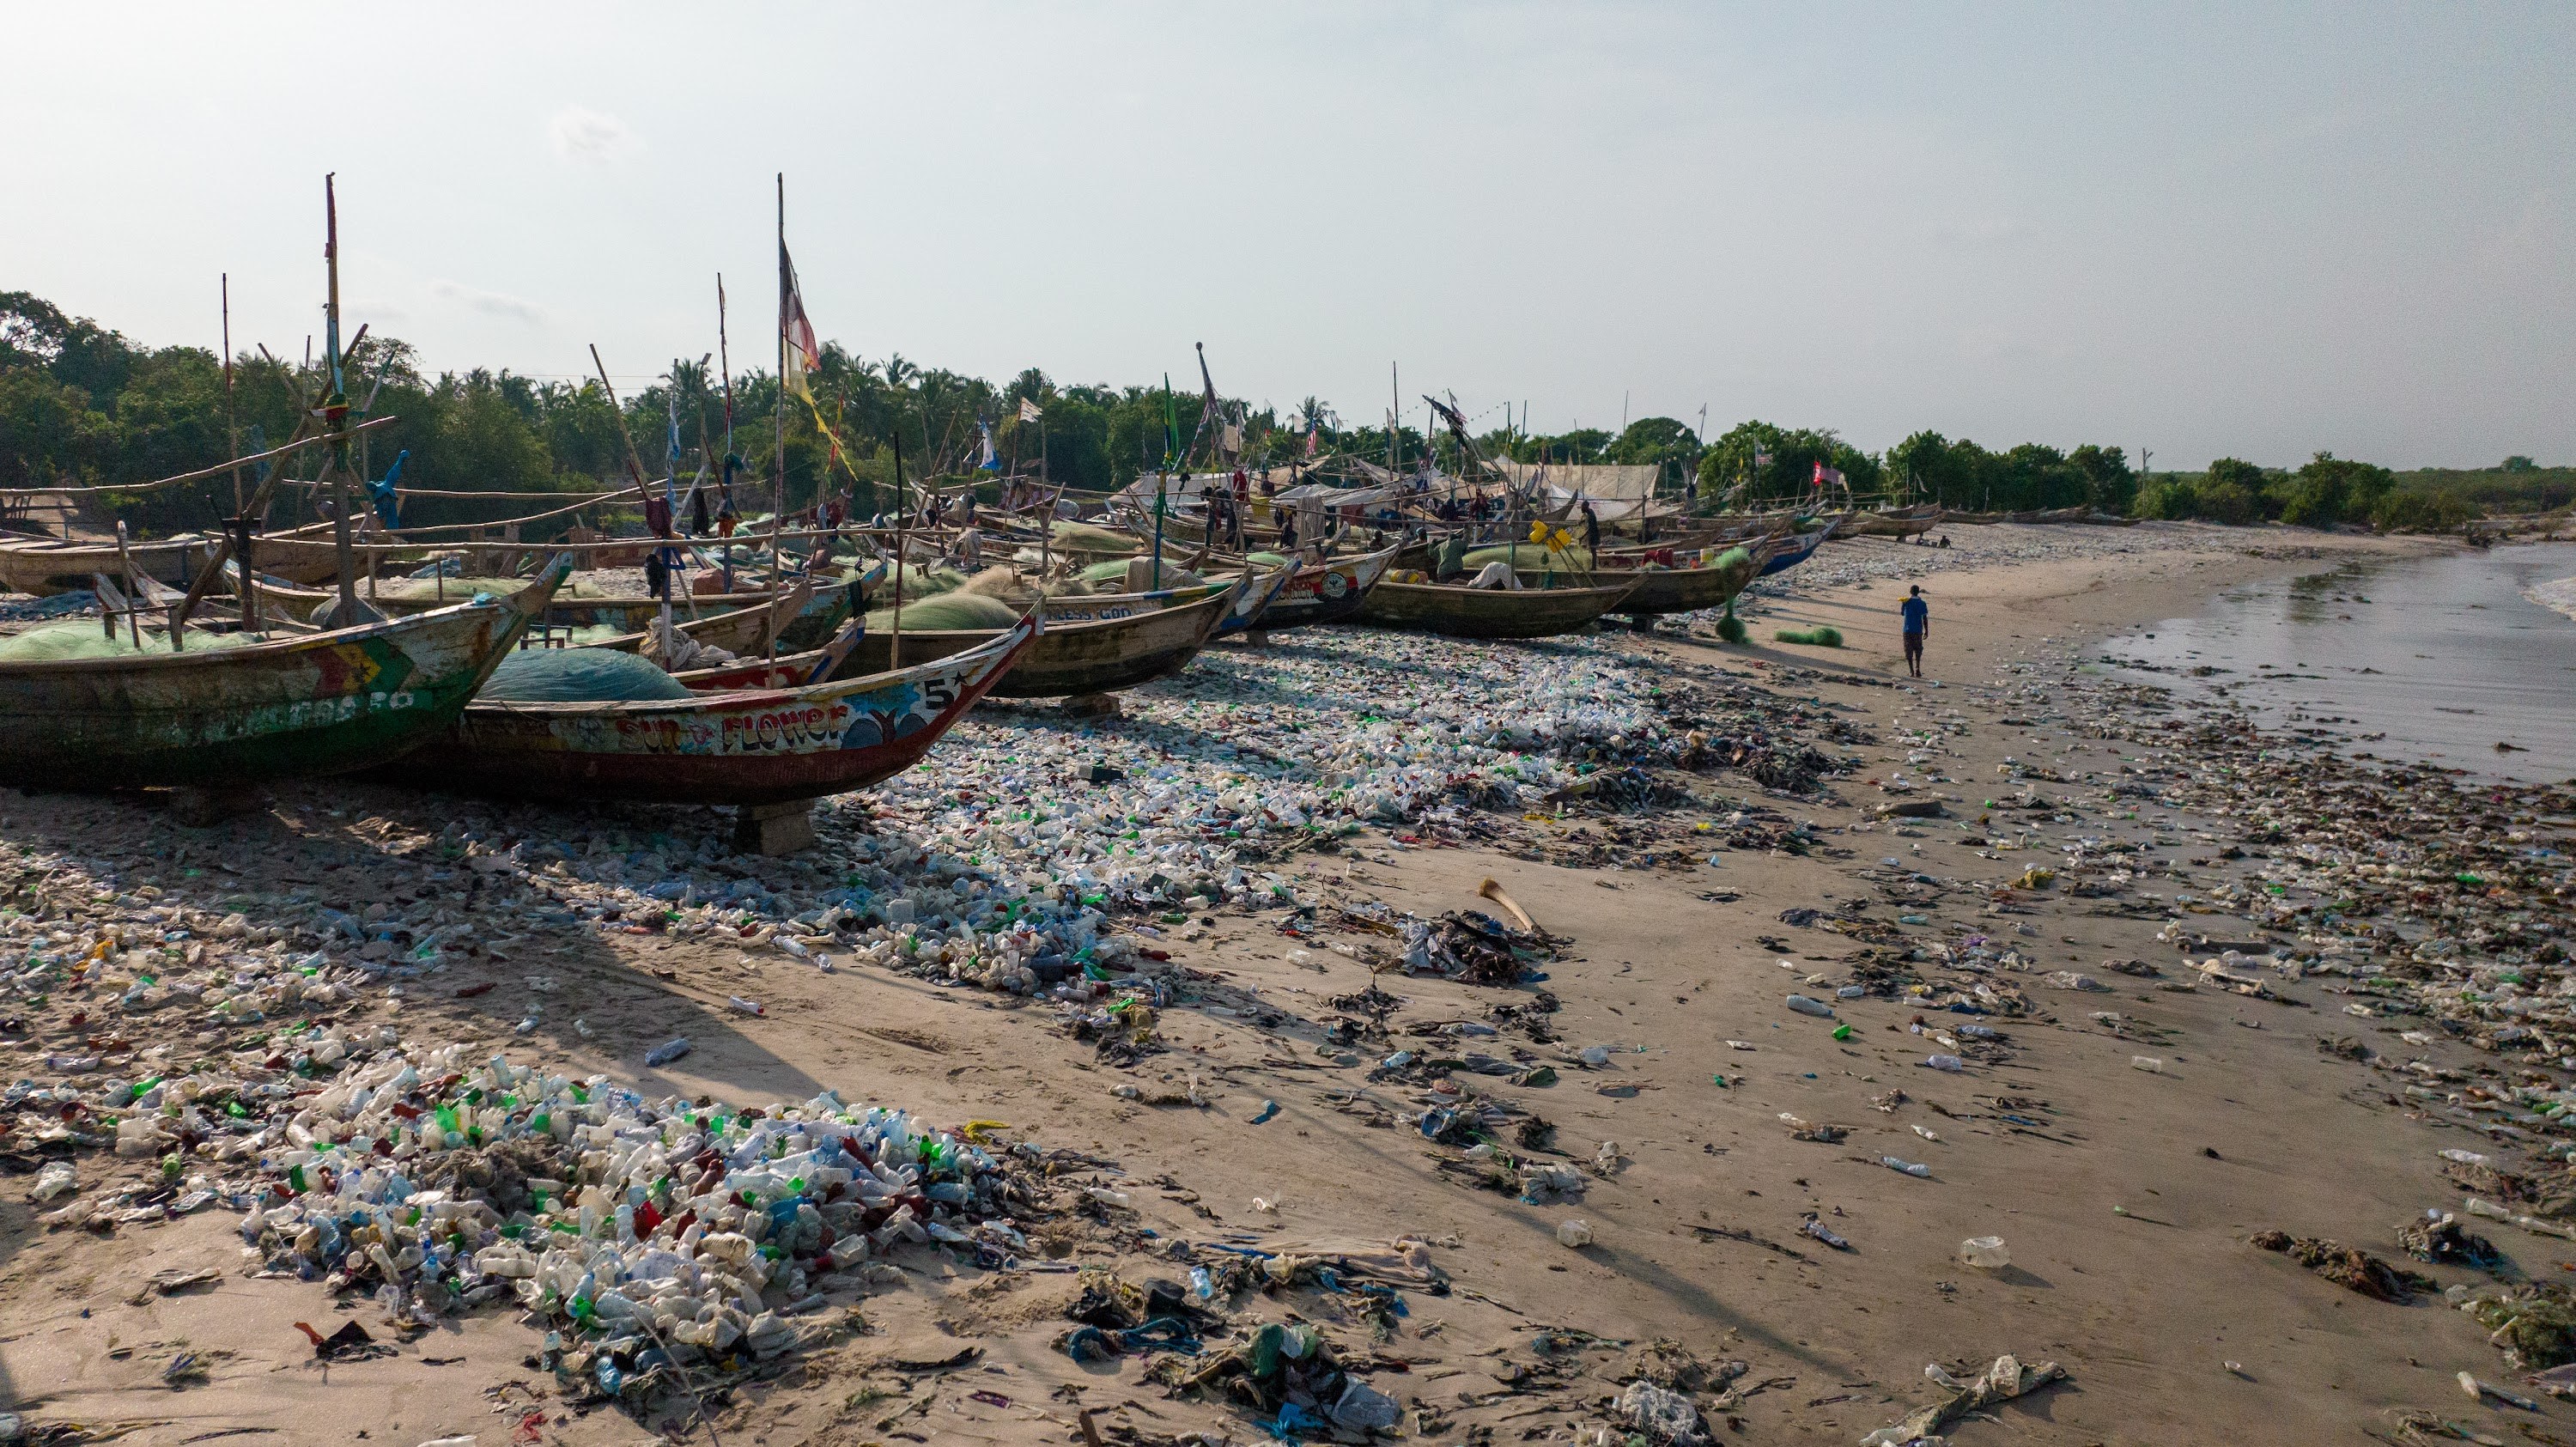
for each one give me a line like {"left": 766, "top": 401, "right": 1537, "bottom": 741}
{"left": 0, "top": 289, "right": 2549, "bottom": 539}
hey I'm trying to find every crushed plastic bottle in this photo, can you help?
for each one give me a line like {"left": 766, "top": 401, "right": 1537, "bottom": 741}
{"left": 1556, "top": 1219, "right": 1595, "bottom": 1248}
{"left": 1784, "top": 995, "right": 1836, "bottom": 1018}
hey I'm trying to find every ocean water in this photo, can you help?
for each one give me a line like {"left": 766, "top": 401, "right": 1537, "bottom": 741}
{"left": 2101, "top": 542, "right": 2576, "bottom": 784}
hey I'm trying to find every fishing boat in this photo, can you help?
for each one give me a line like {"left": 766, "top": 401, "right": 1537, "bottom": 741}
{"left": 845, "top": 575, "right": 1242, "bottom": 697}
{"left": 1351, "top": 575, "right": 1639, "bottom": 640}
{"left": 549, "top": 575, "right": 814, "bottom": 661}
{"left": 1842, "top": 504, "right": 1946, "bottom": 538}
{"left": 1755, "top": 520, "right": 1838, "bottom": 577}
{"left": 1250, "top": 544, "right": 1400, "bottom": 631}
{"left": 1577, "top": 539, "right": 1774, "bottom": 617}
{"left": 397, "top": 611, "right": 1037, "bottom": 806}
{"left": 0, "top": 520, "right": 356, "bottom": 596}
{"left": 0, "top": 563, "right": 563, "bottom": 789}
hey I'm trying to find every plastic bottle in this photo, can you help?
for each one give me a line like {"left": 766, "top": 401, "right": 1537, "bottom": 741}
{"left": 1784, "top": 995, "right": 1836, "bottom": 1018}
{"left": 1880, "top": 1157, "right": 1932, "bottom": 1177}
{"left": 1923, "top": 1055, "right": 1965, "bottom": 1072}
{"left": 644, "top": 1038, "right": 692, "bottom": 1067}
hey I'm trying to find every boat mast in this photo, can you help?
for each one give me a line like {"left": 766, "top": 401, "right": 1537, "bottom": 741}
{"left": 716, "top": 272, "right": 735, "bottom": 529}
{"left": 773, "top": 173, "right": 787, "bottom": 563}
{"left": 322, "top": 174, "right": 359, "bottom": 621}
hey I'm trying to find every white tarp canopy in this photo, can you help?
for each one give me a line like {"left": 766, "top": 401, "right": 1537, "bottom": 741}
{"left": 1275, "top": 482, "right": 1402, "bottom": 510}
{"left": 1493, "top": 460, "right": 1662, "bottom": 502}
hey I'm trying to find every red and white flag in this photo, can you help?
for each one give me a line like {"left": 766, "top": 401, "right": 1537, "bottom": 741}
{"left": 1813, "top": 460, "right": 1844, "bottom": 489}
{"left": 780, "top": 242, "right": 821, "bottom": 401}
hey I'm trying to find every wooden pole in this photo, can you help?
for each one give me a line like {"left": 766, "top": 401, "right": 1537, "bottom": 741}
{"left": 888, "top": 431, "right": 907, "bottom": 670}
{"left": 773, "top": 173, "right": 787, "bottom": 562}
{"left": 222, "top": 274, "right": 240, "bottom": 514}
{"left": 586, "top": 345, "right": 651, "bottom": 487}
{"left": 324, "top": 173, "right": 358, "bottom": 621}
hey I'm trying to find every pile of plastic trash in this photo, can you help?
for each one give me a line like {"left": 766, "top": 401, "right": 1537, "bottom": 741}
{"left": 227, "top": 1038, "right": 1036, "bottom": 1407}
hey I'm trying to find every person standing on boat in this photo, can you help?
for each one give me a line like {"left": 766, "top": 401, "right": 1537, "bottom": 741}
{"left": 1580, "top": 500, "right": 1601, "bottom": 555}
{"left": 1900, "top": 585, "right": 1929, "bottom": 678}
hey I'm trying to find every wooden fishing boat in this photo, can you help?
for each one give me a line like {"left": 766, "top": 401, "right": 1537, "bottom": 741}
{"left": 1253, "top": 544, "right": 1399, "bottom": 630}
{"left": 1842, "top": 504, "right": 1946, "bottom": 538}
{"left": 0, "top": 520, "right": 360, "bottom": 596}
{"left": 1574, "top": 540, "right": 1773, "bottom": 617}
{"left": 0, "top": 562, "right": 564, "bottom": 789}
{"left": 397, "top": 611, "right": 1037, "bottom": 806}
{"left": 1214, "top": 564, "right": 1293, "bottom": 635}
{"left": 575, "top": 576, "right": 815, "bottom": 660}
{"left": 1755, "top": 521, "right": 1837, "bottom": 577}
{"left": 845, "top": 575, "right": 1242, "bottom": 697}
{"left": 1351, "top": 576, "right": 1639, "bottom": 639}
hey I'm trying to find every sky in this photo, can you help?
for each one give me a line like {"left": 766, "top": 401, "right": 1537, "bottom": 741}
{"left": 3, "top": 3, "right": 2569, "bottom": 470}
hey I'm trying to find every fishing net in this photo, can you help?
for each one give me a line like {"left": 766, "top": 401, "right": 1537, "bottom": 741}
{"left": 863, "top": 593, "right": 1021, "bottom": 633}
{"left": 1246, "top": 552, "right": 1291, "bottom": 568}
{"left": 477, "top": 648, "right": 694, "bottom": 703}
{"left": 885, "top": 563, "right": 964, "bottom": 598}
{"left": 0, "top": 622, "right": 261, "bottom": 662}
{"left": 369, "top": 575, "right": 563, "bottom": 605}
{"left": 1047, "top": 520, "right": 1142, "bottom": 552}
{"left": 1462, "top": 544, "right": 1593, "bottom": 572}
{"left": 1075, "top": 560, "right": 1206, "bottom": 593}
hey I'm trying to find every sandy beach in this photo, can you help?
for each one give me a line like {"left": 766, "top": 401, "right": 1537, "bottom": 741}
{"left": 7, "top": 520, "right": 2574, "bottom": 1447}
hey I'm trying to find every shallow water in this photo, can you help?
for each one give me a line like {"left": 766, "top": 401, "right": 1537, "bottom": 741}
{"left": 2103, "top": 542, "right": 2576, "bottom": 784}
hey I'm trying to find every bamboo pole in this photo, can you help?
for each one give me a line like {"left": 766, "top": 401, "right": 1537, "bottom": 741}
{"left": 887, "top": 432, "right": 907, "bottom": 670}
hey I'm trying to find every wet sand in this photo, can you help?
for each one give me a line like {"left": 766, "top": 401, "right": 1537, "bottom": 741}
{"left": 9, "top": 522, "right": 2574, "bottom": 1446}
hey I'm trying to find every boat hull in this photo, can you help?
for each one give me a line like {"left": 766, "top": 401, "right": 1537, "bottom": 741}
{"left": 1593, "top": 550, "right": 1765, "bottom": 616}
{"left": 0, "top": 583, "right": 550, "bottom": 788}
{"left": 847, "top": 581, "right": 1238, "bottom": 696}
{"left": 1256, "top": 546, "right": 1398, "bottom": 630}
{"left": 1351, "top": 578, "right": 1638, "bottom": 639}
{"left": 399, "top": 616, "right": 1036, "bottom": 806}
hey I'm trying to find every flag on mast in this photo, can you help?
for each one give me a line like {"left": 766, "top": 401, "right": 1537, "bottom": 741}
{"left": 1813, "top": 459, "right": 1844, "bottom": 489}
{"left": 780, "top": 243, "right": 821, "bottom": 402}
{"left": 1018, "top": 398, "right": 1043, "bottom": 424}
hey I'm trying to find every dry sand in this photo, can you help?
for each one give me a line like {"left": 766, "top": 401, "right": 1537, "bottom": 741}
{"left": 5, "top": 522, "right": 2564, "bottom": 1447}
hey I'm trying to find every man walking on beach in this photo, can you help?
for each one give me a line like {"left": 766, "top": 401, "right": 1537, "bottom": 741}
{"left": 1900, "top": 585, "right": 1929, "bottom": 678}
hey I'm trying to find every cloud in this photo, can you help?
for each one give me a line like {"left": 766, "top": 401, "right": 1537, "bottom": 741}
{"left": 549, "top": 105, "right": 635, "bottom": 165}
{"left": 432, "top": 278, "right": 544, "bottom": 325}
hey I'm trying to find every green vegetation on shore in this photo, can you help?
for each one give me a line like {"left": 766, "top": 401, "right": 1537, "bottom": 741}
{"left": 2, "top": 289, "right": 2557, "bottom": 539}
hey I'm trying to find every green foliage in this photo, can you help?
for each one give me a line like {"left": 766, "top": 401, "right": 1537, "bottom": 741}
{"left": 2274, "top": 452, "right": 2394, "bottom": 529}
{"left": 2368, "top": 488, "right": 2482, "bottom": 533}
{"left": 1697, "top": 420, "right": 1880, "bottom": 505}
{"left": 1882, "top": 433, "right": 2121, "bottom": 513}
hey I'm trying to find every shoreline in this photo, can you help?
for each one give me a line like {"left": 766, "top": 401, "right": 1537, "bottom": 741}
{"left": 3, "top": 522, "right": 2573, "bottom": 1446}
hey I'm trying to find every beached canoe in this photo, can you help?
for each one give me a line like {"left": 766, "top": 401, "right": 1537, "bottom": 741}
{"left": 0, "top": 562, "right": 564, "bottom": 789}
{"left": 0, "top": 520, "right": 366, "bottom": 596}
{"left": 1255, "top": 545, "right": 1399, "bottom": 631}
{"left": 398, "top": 611, "right": 1037, "bottom": 806}
{"left": 845, "top": 575, "right": 1243, "bottom": 696}
{"left": 1843, "top": 504, "right": 1946, "bottom": 538}
{"left": 1351, "top": 576, "right": 1639, "bottom": 639}
{"left": 538, "top": 575, "right": 814, "bottom": 661}
{"left": 1755, "top": 522, "right": 1836, "bottom": 578}
{"left": 1566, "top": 542, "right": 1771, "bottom": 617}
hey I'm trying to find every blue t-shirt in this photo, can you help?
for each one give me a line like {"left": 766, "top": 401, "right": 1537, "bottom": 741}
{"left": 1900, "top": 597, "right": 1928, "bottom": 634}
